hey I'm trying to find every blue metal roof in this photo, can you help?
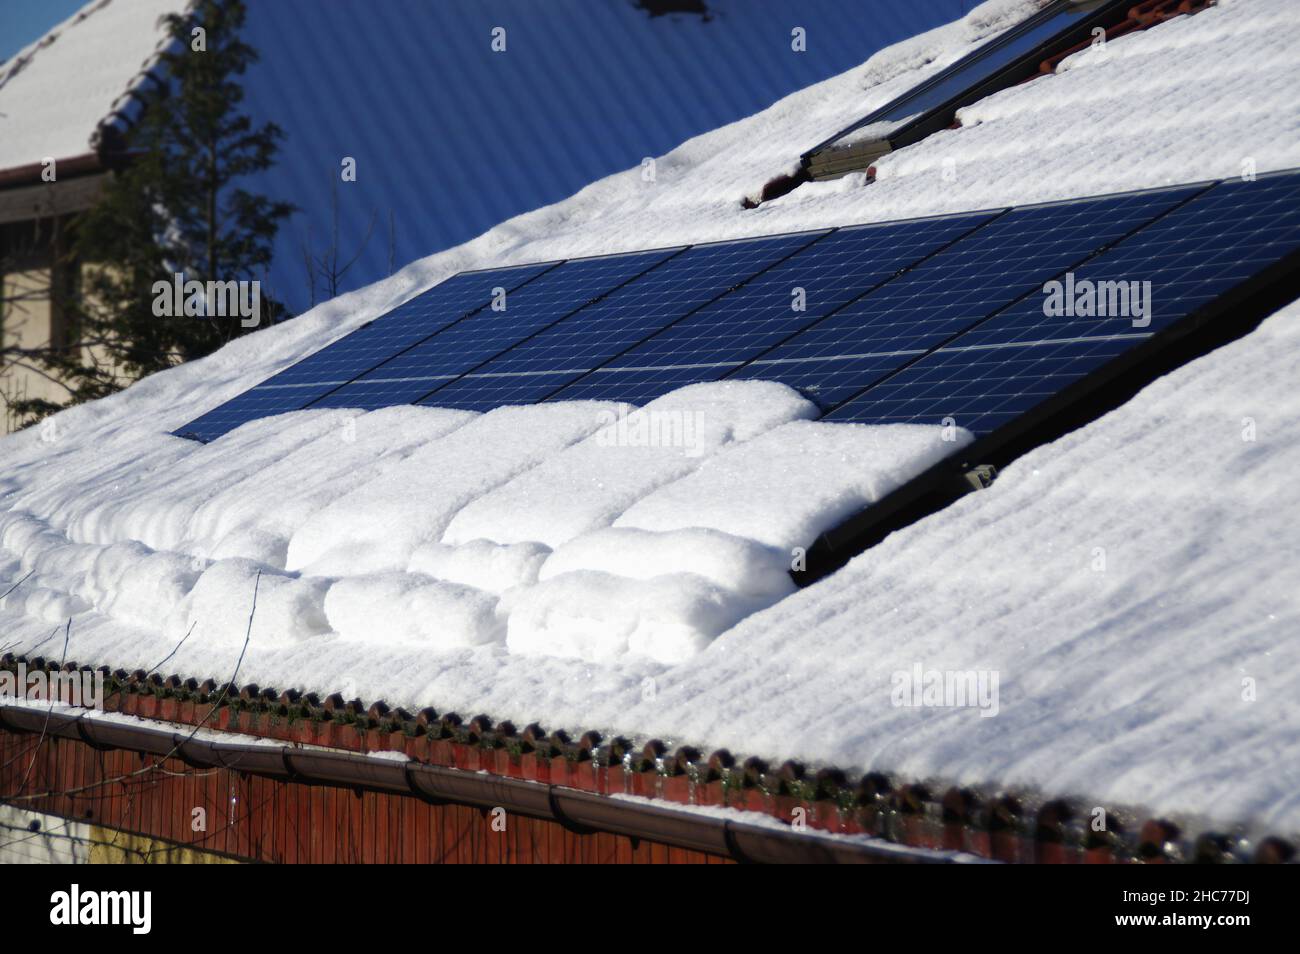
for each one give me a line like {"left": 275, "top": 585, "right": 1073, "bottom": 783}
{"left": 235, "top": 0, "right": 971, "bottom": 314}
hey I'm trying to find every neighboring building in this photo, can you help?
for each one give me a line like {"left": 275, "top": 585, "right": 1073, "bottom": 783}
{"left": 0, "top": 0, "right": 178, "bottom": 431}
{"left": 0, "top": 0, "right": 959, "bottom": 432}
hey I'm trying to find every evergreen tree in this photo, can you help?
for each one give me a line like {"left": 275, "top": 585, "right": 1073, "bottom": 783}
{"left": 17, "top": 0, "right": 293, "bottom": 419}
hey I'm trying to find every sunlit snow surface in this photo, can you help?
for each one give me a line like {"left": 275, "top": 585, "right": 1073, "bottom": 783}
{"left": 3, "top": 0, "right": 1300, "bottom": 829}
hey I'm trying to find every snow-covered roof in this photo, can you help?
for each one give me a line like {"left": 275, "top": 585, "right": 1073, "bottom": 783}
{"left": 3, "top": 0, "right": 1300, "bottom": 833}
{"left": 0, "top": 0, "right": 181, "bottom": 173}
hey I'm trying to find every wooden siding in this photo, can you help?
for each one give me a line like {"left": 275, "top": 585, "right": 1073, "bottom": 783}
{"left": 0, "top": 728, "right": 731, "bottom": 864}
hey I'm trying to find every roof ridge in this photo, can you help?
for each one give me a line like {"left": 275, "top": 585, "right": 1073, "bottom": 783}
{"left": 0, "top": 0, "right": 189, "bottom": 159}
{"left": 0, "top": 0, "right": 113, "bottom": 92}
{"left": 91, "top": 0, "right": 195, "bottom": 155}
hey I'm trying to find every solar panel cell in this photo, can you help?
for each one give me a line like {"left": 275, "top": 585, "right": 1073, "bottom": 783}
{"left": 421, "top": 230, "right": 828, "bottom": 411}
{"left": 731, "top": 185, "right": 1202, "bottom": 409}
{"left": 309, "top": 247, "right": 681, "bottom": 410}
{"left": 546, "top": 211, "right": 995, "bottom": 405}
{"left": 827, "top": 173, "right": 1300, "bottom": 433}
{"left": 174, "top": 262, "right": 555, "bottom": 441}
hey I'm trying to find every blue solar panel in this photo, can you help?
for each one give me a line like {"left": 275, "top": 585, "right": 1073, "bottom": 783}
{"left": 545, "top": 211, "right": 995, "bottom": 405}
{"left": 730, "top": 184, "right": 1203, "bottom": 408}
{"left": 826, "top": 172, "right": 1300, "bottom": 433}
{"left": 308, "top": 247, "right": 683, "bottom": 410}
{"left": 174, "top": 262, "right": 556, "bottom": 441}
{"left": 420, "top": 230, "right": 829, "bottom": 411}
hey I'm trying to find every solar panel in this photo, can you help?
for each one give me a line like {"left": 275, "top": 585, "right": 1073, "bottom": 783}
{"left": 729, "top": 184, "right": 1204, "bottom": 409}
{"left": 545, "top": 210, "right": 995, "bottom": 406}
{"left": 307, "top": 247, "right": 682, "bottom": 411}
{"left": 174, "top": 262, "right": 556, "bottom": 441}
{"left": 175, "top": 171, "right": 1300, "bottom": 455}
{"left": 826, "top": 172, "right": 1300, "bottom": 433}
{"left": 420, "top": 229, "right": 829, "bottom": 411}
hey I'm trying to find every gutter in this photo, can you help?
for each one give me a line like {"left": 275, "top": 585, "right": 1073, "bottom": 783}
{"left": 0, "top": 701, "right": 964, "bottom": 865}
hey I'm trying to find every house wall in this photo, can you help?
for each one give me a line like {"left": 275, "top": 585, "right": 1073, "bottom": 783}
{"left": 0, "top": 174, "right": 110, "bottom": 433}
{"left": 0, "top": 801, "right": 240, "bottom": 864}
{"left": 1, "top": 265, "right": 68, "bottom": 433}
{"left": 0, "top": 728, "right": 732, "bottom": 864}
{"left": 0, "top": 804, "right": 89, "bottom": 864}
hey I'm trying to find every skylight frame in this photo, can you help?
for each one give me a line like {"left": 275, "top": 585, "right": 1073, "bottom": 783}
{"left": 801, "top": 0, "right": 1135, "bottom": 179}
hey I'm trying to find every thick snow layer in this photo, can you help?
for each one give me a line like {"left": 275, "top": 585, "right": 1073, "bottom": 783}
{"left": 540, "top": 527, "right": 795, "bottom": 600}
{"left": 503, "top": 569, "right": 774, "bottom": 666}
{"left": 1, "top": 379, "right": 895, "bottom": 666}
{"left": 286, "top": 401, "right": 615, "bottom": 576}
{"left": 407, "top": 539, "right": 551, "bottom": 596}
{"left": 443, "top": 381, "right": 818, "bottom": 549}
{"left": 616, "top": 420, "right": 973, "bottom": 550}
{"left": 3, "top": 0, "right": 1300, "bottom": 829}
{"left": 168, "top": 559, "right": 331, "bottom": 651}
{"left": 0, "top": 0, "right": 181, "bottom": 170}
{"left": 325, "top": 573, "right": 504, "bottom": 650}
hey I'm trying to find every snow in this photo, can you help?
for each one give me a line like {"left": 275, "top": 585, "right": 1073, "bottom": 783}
{"left": 2, "top": 0, "right": 1300, "bottom": 832}
{"left": 615, "top": 420, "right": 973, "bottom": 550}
{"left": 324, "top": 573, "right": 503, "bottom": 650}
{"left": 1, "top": 696, "right": 289, "bottom": 748}
{"left": 286, "top": 401, "right": 613, "bottom": 576}
{"left": 0, "top": 377, "right": 873, "bottom": 665}
{"left": 617, "top": 299, "right": 1300, "bottom": 833}
{"left": 407, "top": 539, "right": 551, "bottom": 596}
{"left": 168, "top": 559, "right": 330, "bottom": 651}
{"left": 189, "top": 406, "right": 474, "bottom": 565}
{"left": 606, "top": 793, "right": 991, "bottom": 863}
{"left": 0, "top": 0, "right": 182, "bottom": 171}
{"left": 503, "top": 569, "right": 771, "bottom": 665}
{"left": 442, "top": 381, "right": 818, "bottom": 549}
{"left": 540, "top": 527, "right": 795, "bottom": 599}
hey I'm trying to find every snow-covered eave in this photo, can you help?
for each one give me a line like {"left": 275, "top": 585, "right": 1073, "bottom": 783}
{"left": 3, "top": 658, "right": 1293, "bottom": 864}
{"left": 0, "top": 694, "right": 975, "bottom": 865}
